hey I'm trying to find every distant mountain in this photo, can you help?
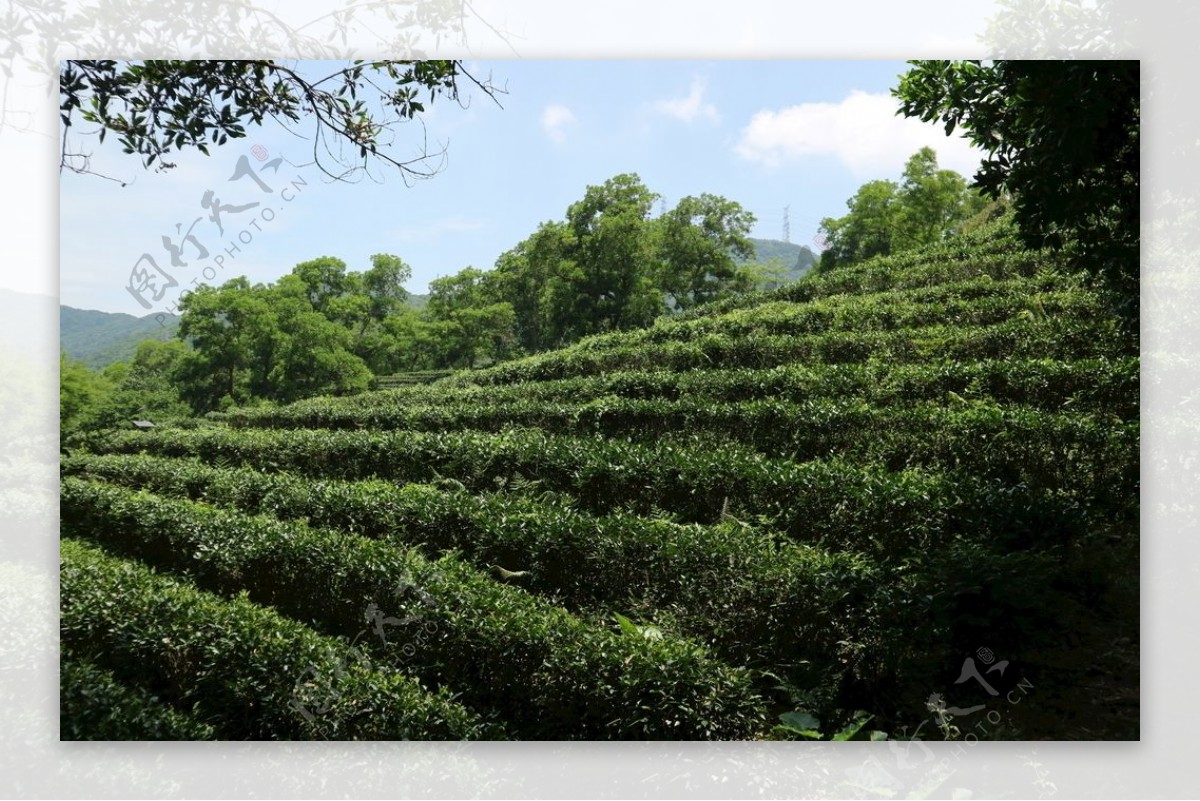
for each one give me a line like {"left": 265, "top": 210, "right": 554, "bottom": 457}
{"left": 60, "top": 305, "right": 180, "bottom": 370}
{"left": 60, "top": 292, "right": 430, "bottom": 370}
{"left": 744, "top": 238, "right": 818, "bottom": 281}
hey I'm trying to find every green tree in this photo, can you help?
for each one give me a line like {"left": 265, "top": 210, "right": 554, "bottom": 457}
{"left": 173, "top": 278, "right": 280, "bottom": 411}
{"left": 286, "top": 253, "right": 412, "bottom": 337}
{"left": 174, "top": 273, "right": 376, "bottom": 411}
{"left": 893, "top": 60, "right": 1139, "bottom": 317}
{"left": 292, "top": 256, "right": 353, "bottom": 318}
{"left": 818, "top": 149, "right": 987, "bottom": 271}
{"left": 425, "top": 268, "right": 517, "bottom": 368}
{"left": 379, "top": 309, "right": 444, "bottom": 373}
{"left": 657, "top": 194, "right": 756, "bottom": 310}
{"left": 894, "top": 146, "right": 987, "bottom": 251}
{"left": 60, "top": 352, "right": 111, "bottom": 434}
{"left": 267, "top": 280, "right": 373, "bottom": 402}
{"left": 59, "top": 60, "right": 501, "bottom": 181}
{"left": 488, "top": 176, "right": 763, "bottom": 348}
{"left": 86, "top": 339, "right": 191, "bottom": 429}
{"left": 818, "top": 179, "right": 901, "bottom": 271}
{"left": 490, "top": 221, "right": 575, "bottom": 353}
{"left": 362, "top": 253, "right": 413, "bottom": 325}
{"left": 558, "top": 173, "right": 662, "bottom": 339}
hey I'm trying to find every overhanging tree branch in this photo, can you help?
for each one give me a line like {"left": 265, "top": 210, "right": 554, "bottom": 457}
{"left": 59, "top": 59, "right": 505, "bottom": 183}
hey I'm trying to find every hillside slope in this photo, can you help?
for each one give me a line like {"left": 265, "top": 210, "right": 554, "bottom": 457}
{"left": 61, "top": 219, "right": 1138, "bottom": 740}
{"left": 745, "top": 237, "right": 817, "bottom": 283}
{"left": 60, "top": 306, "right": 180, "bottom": 369}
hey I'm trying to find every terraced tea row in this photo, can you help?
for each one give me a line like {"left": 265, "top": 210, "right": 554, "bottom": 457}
{"left": 61, "top": 538, "right": 498, "bottom": 740}
{"left": 76, "top": 428, "right": 1093, "bottom": 553}
{"left": 59, "top": 215, "right": 1137, "bottom": 740}
{"left": 61, "top": 655, "right": 219, "bottom": 740}
{"left": 61, "top": 479, "right": 768, "bottom": 739}
{"left": 62, "top": 454, "right": 880, "bottom": 671}
{"left": 600, "top": 281, "right": 1097, "bottom": 348}
{"left": 374, "top": 370, "right": 454, "bottom": 388}
{"left": 209, "top": 399, "right": 1136, "bottom": 511}
{"left": 225, "top": 357, "right": 1137, "bottom": 425}
{"left": 673, "top": 223, "right": 1045, "bottom": 320}
{"left": 448, "top": 315, "right": 1120, "bottom": 385}
{"left": 63, "top": 456, "right": 1071, "bottom": 721}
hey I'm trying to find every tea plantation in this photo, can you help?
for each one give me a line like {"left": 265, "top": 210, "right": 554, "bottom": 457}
{"left": 60, "top": 220, "right": 1138, "bottom": 740}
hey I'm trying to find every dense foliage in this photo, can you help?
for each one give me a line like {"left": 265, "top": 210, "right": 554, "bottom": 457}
{"left": 56, "top": 173, "right": 774, "bottom": 417}
{"left": 817, "top": 148, "right": 988, "bottom": 271}
{"left": 60, "top": 60, "right": 500, "bottom": 181}
{"left": 61, "top": 538, "right": 497, "bottom": 739}
{"left": 483, "top": 174, "right": 760, "bottom": 352}
{"left": 893, "top": 60, "right": 1139, "bottom": 324}
{"left": 60, "top": 216, "right": 1138, "bottom": 740}
{"left": 60, "top": 60, "right": 1138, "bottom": 740}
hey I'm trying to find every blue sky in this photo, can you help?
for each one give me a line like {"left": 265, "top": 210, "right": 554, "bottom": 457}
{"left": 59, "top": 60, "right": 983, "bottom": 315}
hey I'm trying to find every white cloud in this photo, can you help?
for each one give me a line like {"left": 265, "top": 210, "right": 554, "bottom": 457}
{"left": 541, "top": 104, "right": 577, "bottom": 143}
{"left": 734, "top": 90, "right": 984, "bottom": 178}
{"left": 653, "top": 78, "right": 720, "bottom": 123}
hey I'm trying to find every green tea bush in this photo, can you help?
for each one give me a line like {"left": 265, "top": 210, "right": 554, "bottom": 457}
{"left": 86, "top": 392, "right": 1134, "bottom": 523}
{"left": 438, "top": 313, "right": 1120, "bottom": 385}
{"left": 61, "top": 480, "right": 768, "bottom": 740}
{"left": 60, "top": 653, "right": 218, "bottom": 740}
{"left": 619, "top": 218, "right": 1035, "bottom": 323}
{"left": 64, "top": 462, "right": 1074, "bottom": 727}
{"left": 76, "top": 427, "right": 1090, "bottom": 552}
{"left": 60, "top": 211, "right": 1137, "bottom": 740}
{"left": 60, "top": 538, "right": 497, "bottom": 740}
{"left": 634, "top": 283, "right": 1094, "bottom": 344}
{"left": 63, "top": 454, "right": 877, "bottom": 674}
{"left": 223, "top": 356, "right": 1136, "bottom": 431}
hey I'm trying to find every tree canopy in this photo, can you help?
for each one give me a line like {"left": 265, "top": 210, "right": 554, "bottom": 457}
{"left": 893, "top": 60, "right": 1139, "bottom": 321}
{"left": 59, "top": 60, "right": 502, "bottom": 181}
{"left": 60, "top": 339, "right": 191, "bottom": 434}
{"left": 818, "top": 147, "right": 986, "bottom": 271}
{"left": 487, "top": 173, "right": 759, "bottom": 350}
{"left": 64, "top": 170, "right": 772, "bottom": 414}
{"left": 658, "top": 194, "right": 756, "bottom": 310}
{"left": 424, "top": 268, "right": 517, "bottom": 369}
{"left": 172, "top": 259, "right": 404, "bottom": 412}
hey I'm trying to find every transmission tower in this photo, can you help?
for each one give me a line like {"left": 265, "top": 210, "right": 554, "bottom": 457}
{"left": 782, "top": 206, "right": 791, "bottom": 243}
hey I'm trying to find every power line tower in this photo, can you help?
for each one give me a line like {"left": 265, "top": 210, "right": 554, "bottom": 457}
{"left": 782, "top": 206, "right": 791, "bottom": 243}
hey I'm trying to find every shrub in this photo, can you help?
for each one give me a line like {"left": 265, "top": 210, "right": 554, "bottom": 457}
{"left": 60, "top": 538, "right": 498, "bottom": 740}
{"left": 61, "top": 482, "right": 769, "bottom": 740}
